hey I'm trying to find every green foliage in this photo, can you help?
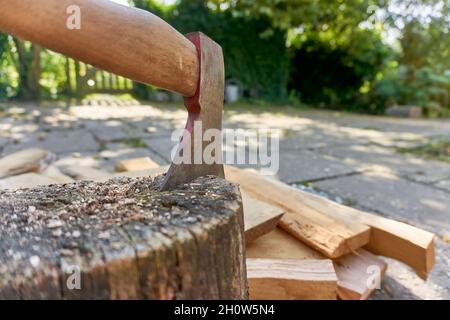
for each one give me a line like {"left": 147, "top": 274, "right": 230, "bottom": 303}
{"left": 0, "top": 0, "right": 450, "bottom": 117}
{"left": 0, "top": 33, "right": 17, "bottom": 100}
{"left": 215, "top": 0, "right": 385, "bottom": 31}
{"left": 288, "top": 27, "right": 392, "bottom": 112}
{"left": 138, "top": 0, "right": 290, "bottom": 101}
{"left": 398, "top": 138, "right": 450, "bottom": 163}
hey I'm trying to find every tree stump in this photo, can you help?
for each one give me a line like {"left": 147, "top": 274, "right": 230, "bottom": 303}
{"left": 0, "top": 175, "right": 247, "bottom": 300}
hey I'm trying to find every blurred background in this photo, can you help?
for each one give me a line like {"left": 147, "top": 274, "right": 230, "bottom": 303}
{"left": 1, "top": 0, "right": 450, "bottom": 116}
{"left": 1, "top": 0, "right": 450, "bottom": 300}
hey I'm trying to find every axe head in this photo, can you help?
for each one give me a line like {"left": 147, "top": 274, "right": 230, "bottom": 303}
{"left": 161, "top": 32, "right": 225, "bottom": 190}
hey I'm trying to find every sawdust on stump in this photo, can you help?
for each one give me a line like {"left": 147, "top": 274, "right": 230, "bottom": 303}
{"left": 0, "top": 175, "right": 247, "bottom": 300}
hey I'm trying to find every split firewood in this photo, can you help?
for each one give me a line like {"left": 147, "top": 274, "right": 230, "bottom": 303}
{"left": 226, "top": 166, "right": 435, "bottom": 279}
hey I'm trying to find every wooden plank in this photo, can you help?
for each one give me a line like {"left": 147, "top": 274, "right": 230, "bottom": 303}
{"left": 225, "top": 166, "right": 370, "bottom": 258}
{"left": 334, "top": 249, "right": 387, "bottom": 300}
{"left": 246, "top": 227, "right": 324, "bottom": 260}
{"left": 242, "top": 191, "right": 284, "bottom": 244}
{"left": 115, "top": 157, "right": 160, "bottom": 173}
{"left": 0, "top": 173, "right": 58, "bottom": 190}
{"left": 247, "top": 258, "right": 337, "bottom": 300}
{"left": 0, "top": 148, "right": 54, "bottom": 179}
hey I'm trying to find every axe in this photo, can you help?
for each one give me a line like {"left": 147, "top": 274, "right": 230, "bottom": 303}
{"left": 0, "top": 0, "right": 225, "bottom": 190}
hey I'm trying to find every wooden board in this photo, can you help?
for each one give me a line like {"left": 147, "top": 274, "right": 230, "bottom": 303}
{"left": 334, "top": 249, "right": 387, "bottom": 300}
{"left": 0, "top": 148, "right": 54, "bottom": 179}
{"left": 246, "top": 227, "right": 325, "bottom": 260}
{"left": 242, "top": 191, "right": 284, "bottom": 244}
{"left": 226, "top": 166, "right": 370, "bottom": 258}
{"left": 247, "top": 258, "right": 337, "bottom": 300}
{"left": 115, "top": 157, "right": 160, "bottom": 173}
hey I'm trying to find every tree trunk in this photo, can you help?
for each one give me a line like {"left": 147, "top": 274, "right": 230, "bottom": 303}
{"left": 65, "top": 57, "right": 72, "bottom": 95}
{"left": 13, "top": 38, "right": 41, "bottom": 100}
{"left": 0, "top": 176, "right": 248, "bottom": 300}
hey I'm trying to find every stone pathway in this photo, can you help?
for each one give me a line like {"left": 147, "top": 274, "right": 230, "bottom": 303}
{"left": 1, "top": 98, "right": 449, "bottom": 299}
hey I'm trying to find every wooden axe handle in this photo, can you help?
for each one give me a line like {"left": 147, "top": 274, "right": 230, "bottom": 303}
{"left": 0, "top": 0, "right": 199, "bottom": 97}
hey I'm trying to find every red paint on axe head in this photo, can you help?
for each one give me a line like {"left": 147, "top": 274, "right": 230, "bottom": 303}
{"left": 183, "top": 32, "right": 203, "bottom": 130}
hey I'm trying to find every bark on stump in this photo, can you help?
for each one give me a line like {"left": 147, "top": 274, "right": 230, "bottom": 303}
{"left": 0, "top": 175, "right": 247, "bottom": 299}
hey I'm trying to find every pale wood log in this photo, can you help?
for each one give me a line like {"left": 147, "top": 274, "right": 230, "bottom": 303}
{"left": 0, "top": 176, "right": 247, "bottom": 299}
{"left": 225, "top": 166, "right": 370, "bottom": 258}
{"left": 0, "top": 0, "right": 199, "bottom": 97}
{"left": 247, "top": 258, "right": 337, "bottom": 300}
{"left": 334, "top": 249, "right": 387, "bottom": 300}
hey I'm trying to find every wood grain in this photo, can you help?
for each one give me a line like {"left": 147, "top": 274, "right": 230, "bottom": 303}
{"left": 242, "top": 191, "right": 284, "bottom": 244}
{"left": 226, "top": 166, "right": 370, "bottom": 258}
{"left": 334, "top": 249, "right": 387, "bottom": 300}
{"left": 0, "top": 176, "right": 247, "bottom": 299}
{"left": 247, "top": 258, "right": 337, "bottom": 300}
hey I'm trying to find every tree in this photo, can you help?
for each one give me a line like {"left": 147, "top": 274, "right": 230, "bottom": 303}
{"left": 13, "top": 38, "right": 42, "bottom": 100}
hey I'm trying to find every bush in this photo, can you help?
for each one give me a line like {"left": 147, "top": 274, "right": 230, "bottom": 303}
{"left": 137, "top": 0, "right": 290, "bottom": 102}
{"left": 288, "top": 29, "right": 392, "bottom": 112}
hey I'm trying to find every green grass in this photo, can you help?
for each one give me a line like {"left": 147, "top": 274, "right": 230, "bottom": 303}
{"left": 122, "top": 137, "right": 146, "bottom": 148}
{"left": 398, "top": 138, "right": 450, "bottom": 163}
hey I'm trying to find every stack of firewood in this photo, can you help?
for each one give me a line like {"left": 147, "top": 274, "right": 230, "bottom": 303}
{"left": 0, "top": 149, "right": 435, "bottom": 300}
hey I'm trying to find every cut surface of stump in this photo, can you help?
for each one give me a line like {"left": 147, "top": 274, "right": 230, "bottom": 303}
{"left": 0, "top": 175, "right": 247, "bottom": 300}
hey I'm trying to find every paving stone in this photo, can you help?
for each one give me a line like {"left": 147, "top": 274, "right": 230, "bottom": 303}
{"left": 313, "top": 171, "right": 450, "bottom": 234}
{"left": 434, "top": 179, "right": 450, "bottom": 192}
{"left": 144, "top": 136, "right": 178, "bottom": 162}
{"left": 53, "top": 152, "right": 102, "bottom": 168}
{"left": 4, "top": 130, "right": 99, "bottom": 154}
{"left": 276, "top": 150, "right": 359, "bottom": 184}
{"left": 317, "top": 144, "right": 450, "bottom": 184}
{"left": 87, "top": 120, "right": 131, "bottom": 142}
{"left": 98, "top": 143, "right": 169, "bottom": 170}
